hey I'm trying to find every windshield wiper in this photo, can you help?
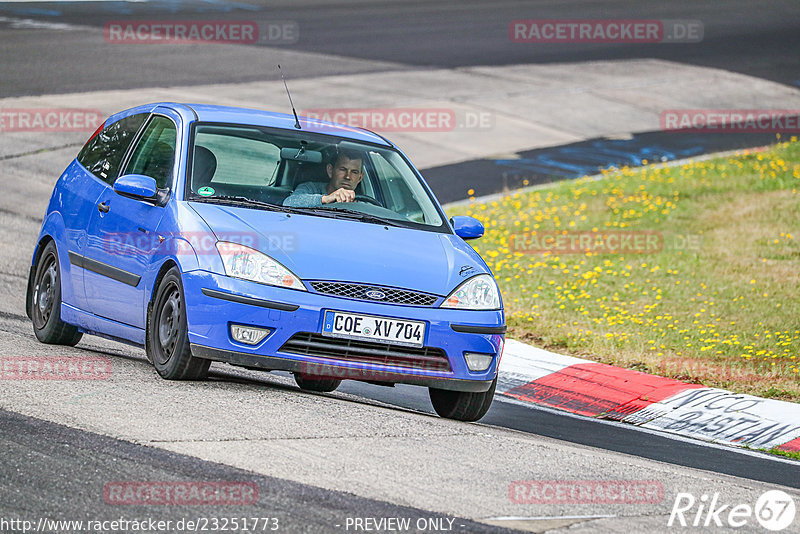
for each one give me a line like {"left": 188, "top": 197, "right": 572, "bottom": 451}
{"left": 308, "top": 207, "right": 406, "bottom": 227}
{"left": 190, "top": 195, "right": 406, "bottom": 227}
{"left": 190, "top": 195, "right": 302, "bottom": 214}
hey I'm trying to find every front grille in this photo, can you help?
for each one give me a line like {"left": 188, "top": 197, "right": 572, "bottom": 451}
{"left": 308, "top": 281, "right": 439, "bottom": 307}
{"left": 279, "top": 332, "right": 451, "bottom": 372}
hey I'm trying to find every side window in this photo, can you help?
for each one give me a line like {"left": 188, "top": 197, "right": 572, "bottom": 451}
{"left": 123, "top": 116, "right": 178, "bottom": 190}
{"left": 194, "top": 132, "right": 280, "bottom": 186}
{"left": 77, "top": 113, "right": 148, "bottom": 185}
{"left": 371, "top": 152, "right": 421, "bottom": 216}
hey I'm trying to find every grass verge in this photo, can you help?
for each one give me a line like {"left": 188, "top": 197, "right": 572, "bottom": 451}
{"left": 448, "top": 138, "right": 800, "bottom": 401}
{"left": 765, "top": 448, "right": 800, "bottom": 461}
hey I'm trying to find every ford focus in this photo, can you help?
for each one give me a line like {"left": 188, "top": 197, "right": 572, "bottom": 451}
{"left": 26, "top": 103, "right": 504, "bottom": 421}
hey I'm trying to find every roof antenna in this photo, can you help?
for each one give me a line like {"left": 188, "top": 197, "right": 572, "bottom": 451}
{"left": 278, "top": 64, "right": 301, "bottom": 129}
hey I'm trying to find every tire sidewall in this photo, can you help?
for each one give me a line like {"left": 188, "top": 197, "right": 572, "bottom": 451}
{"left": 294, "top": 374, "right": 342, "bottom": 393}
{"left": 429, "top": 377, "right": 497, "bottom": 421}
{"left": 31, "top": 242, "right": 62, "bottom": 340}
{"left": 149, "top": 268, "right": 189, "bottom": 377}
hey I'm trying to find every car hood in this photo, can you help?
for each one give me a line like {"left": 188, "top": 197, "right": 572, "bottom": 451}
{"left": 188, "top": 202, "right": 490, "bottom": 296}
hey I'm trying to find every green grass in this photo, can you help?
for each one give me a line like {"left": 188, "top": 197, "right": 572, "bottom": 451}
{"left": 448, "top": 138, "right": 800, "bottom": 400}
{"left": 765, "top": 447, "right": 800, "bottom": 461}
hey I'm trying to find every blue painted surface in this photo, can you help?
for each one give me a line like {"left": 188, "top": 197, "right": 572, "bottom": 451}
{"left": 182, "top": 270, "right": 502, "bottom": 381}
{"left": 494, "top": 137, "right": 708, "bottom": 179}
{"left": 451, "top": 215, "right": 484, "bottom": 240}
{"left": 113, "top": 174, "right": 158, "bottom": 198}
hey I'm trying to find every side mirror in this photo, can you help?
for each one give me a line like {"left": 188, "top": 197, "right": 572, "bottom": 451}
{"left": 113, "top": 174, "right": 158, "bottom": 200}
{"left": 451, "top": 216, "right": 484, "bottom": 240}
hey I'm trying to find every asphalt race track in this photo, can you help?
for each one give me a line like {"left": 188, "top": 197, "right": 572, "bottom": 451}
{"left": 0, "top": 409, "right": 515, "bottom": 533}
{"left": 1, "top": 1, "right": 800, "bottom": 533}
{"left": 1, "top": 0, "right": 799, "bottom": 95}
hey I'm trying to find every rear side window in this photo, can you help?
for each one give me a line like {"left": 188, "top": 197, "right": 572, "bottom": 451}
{"left": 77, "top": 113, "right": 148, "bottom": 185}
{"left": 123, "top": 116, "right": 178, "bottom": 189}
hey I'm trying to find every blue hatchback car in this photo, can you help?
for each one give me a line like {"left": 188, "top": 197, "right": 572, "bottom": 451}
{"left": 27, "top": 103, "right": 504, "bottom": 421}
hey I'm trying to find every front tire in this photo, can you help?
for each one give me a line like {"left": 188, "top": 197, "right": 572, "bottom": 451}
{"left": 146, "top": 267, "right": 209, "bottom": 380}
{"left": 29, "top": 241, "right": 82, "bottom": 346}
{"left": 429, "top": 378, "right": 497, "bottom": 422}
{"left": 294, "top": 374, "right": 341, "bottom": 393}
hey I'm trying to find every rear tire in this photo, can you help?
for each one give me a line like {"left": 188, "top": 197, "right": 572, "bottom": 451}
{"left": 146, "top": 267, "right": 209, "bottom": 380}
{"left": 29, "top": 241, "right": 82, "bottom": 346}
{"left": 294, "top": 374, "right": 341, "bottom": 393}
{"left": 429, "top": 378, "right": 497, "bottom": 422}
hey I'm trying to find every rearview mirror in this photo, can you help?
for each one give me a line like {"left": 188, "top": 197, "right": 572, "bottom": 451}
{"left": 113, "top": 174, "right": 158, "bottom": 200}
{"left": 280, "top": 147, "right": 322, "bottom": 163}
{"left": 451, "top": 216, "right": 484, "bottom": 240}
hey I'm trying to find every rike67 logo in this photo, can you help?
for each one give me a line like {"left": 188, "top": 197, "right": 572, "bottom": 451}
{"left": 668, "top": 490, "right": 796, "bottom": 531}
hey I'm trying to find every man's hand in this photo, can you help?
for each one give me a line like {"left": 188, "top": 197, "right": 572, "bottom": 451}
{"left": 322, "top": 188, "right": 356, "bottom": 204}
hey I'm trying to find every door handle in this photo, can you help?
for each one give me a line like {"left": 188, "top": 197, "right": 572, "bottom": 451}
{"left": 97, "top": 201, "right": 110, "bottom": 213}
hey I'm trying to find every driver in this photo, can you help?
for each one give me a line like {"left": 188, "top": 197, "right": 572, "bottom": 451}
{"left": 283, "top": 148, "right": 364, "bottom": 207}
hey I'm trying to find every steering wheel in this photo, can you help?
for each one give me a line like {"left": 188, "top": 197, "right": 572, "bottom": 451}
{"left": 355, "top": 194, "right": 381, "bottom": 206}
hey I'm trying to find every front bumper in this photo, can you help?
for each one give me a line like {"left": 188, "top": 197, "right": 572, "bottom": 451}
{"left": 182, "top": 270, "right": 504, "bottom": 392}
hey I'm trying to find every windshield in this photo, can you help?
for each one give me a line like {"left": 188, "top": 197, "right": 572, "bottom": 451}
{"left": 185, "top": 123, "right": 446, "bottom": 231}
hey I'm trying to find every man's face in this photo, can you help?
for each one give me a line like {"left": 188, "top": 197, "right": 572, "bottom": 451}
{"left": 327, "top": 156, "right": 363, "bottom": 191}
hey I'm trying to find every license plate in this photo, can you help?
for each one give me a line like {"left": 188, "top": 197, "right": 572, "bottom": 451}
{"left": 322, "top": 311, "right": 426, "bottom": 347}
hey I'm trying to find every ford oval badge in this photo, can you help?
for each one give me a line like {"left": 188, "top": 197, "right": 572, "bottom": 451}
{"left": 365, "top": 290, "right": 386, "bottom": 300}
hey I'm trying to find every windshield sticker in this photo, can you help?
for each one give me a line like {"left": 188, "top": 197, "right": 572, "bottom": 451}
{"left": 197, "top": 186, "right": 215, "bottom": 197}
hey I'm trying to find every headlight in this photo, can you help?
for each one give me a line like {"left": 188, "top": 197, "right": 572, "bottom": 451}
{"left": 216, "top": 241, "right": 306, "bottom": 291}
{"left": 440, "top": 274, "right": 500, "bottom": 310}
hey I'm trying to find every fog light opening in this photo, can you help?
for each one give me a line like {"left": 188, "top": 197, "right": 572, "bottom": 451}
{"left": 464, "top": 352, "right": 494, "bottom": 372}
{"left": 230, "top": 324, "right": 270, "bottom": 345}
